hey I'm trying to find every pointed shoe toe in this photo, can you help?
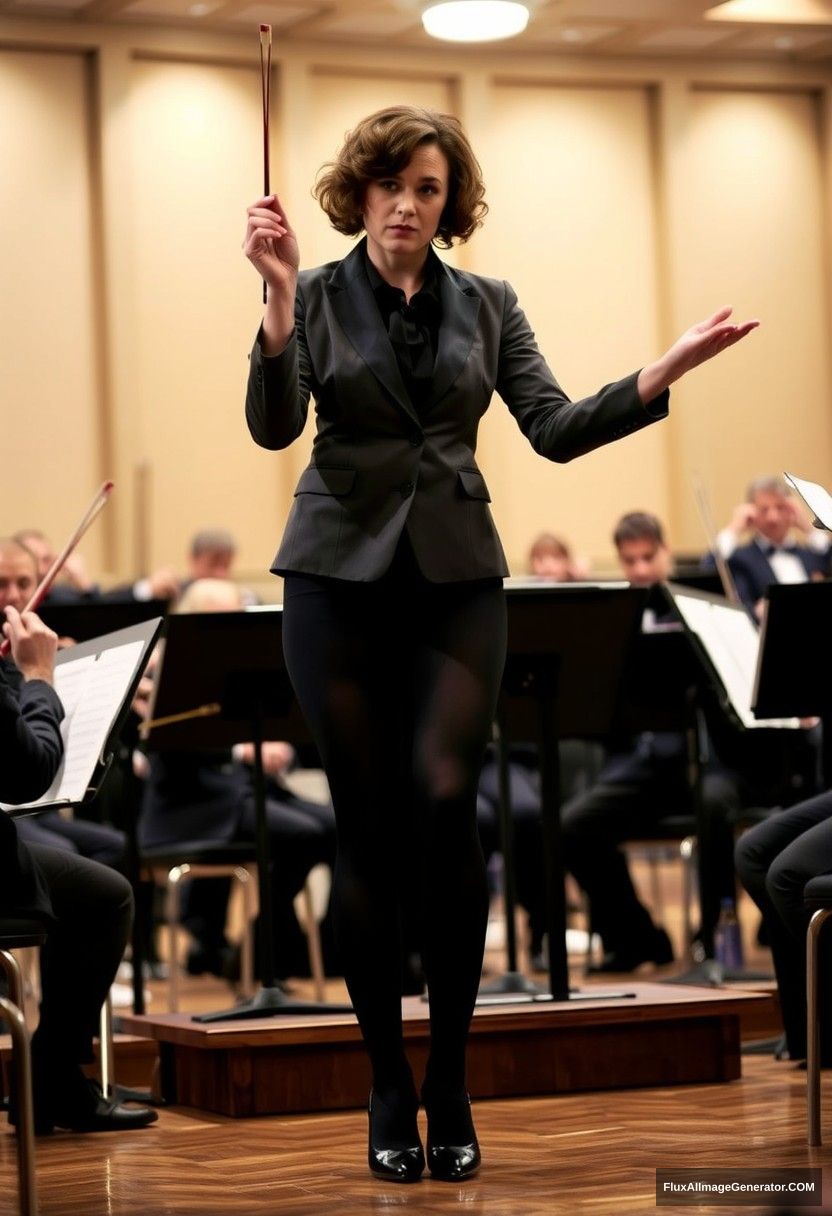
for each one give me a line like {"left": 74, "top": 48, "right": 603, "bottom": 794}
{"left": 367, "top": 1089, "right": 424, "bottom": 1182}
{"left": 368, "top": 1144, "right": 426, "bottom": 1183}
{"left": 427, "top": 1139, "right": 481, "bottom": 1181}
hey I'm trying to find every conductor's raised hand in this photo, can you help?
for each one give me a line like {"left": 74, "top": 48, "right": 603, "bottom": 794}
{"left": 244, "top": 194, "right": 299, "bottom": 297}
{"left": 637, "top": 307, "right": 759, "bottom": 404}
{"left": 3, "top": 607, "right": 58, "bottom": 685}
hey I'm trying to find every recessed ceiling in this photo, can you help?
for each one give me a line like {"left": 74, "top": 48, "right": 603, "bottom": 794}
{"left": 2, "top": 0, "right": 832, "bottom": 61}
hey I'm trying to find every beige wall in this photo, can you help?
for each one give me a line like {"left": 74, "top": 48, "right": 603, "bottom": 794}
{"left": 1, "top": 19, "right": 831, "bottom": 590}
{"left": 1, "top": 48, "right": 105, "bottom": 569}
{"left": 474, "top": 81, "right": 667, "bottom": 567}
{"left": 667, "top": 87, "right": 832, "bottom": 550}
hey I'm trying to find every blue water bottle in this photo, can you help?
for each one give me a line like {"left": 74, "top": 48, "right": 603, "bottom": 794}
{"left": 713, "top": 897, "right": 743, "bottom": 971}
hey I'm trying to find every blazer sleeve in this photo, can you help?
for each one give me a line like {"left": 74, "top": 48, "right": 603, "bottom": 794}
{"left": 495, "top": 282, "right": 669, "bottom": 463}
{"left": 245, "top": 288, "right": 312, "bottom": 451}
{"left": 0, "top": 678, "right": 65, "bottom": 806}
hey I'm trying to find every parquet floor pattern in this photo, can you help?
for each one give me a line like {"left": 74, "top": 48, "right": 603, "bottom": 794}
{"left": 0, "top": 858, "right": 807, "bottom": 1214}
{"left": 1, "top": 1056, "right": 830, "bottom": 1215}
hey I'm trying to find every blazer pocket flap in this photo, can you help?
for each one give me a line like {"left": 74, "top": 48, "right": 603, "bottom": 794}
{"left": 457, "top": 469, "right": 491, "bottom": 502}
{"left": 294, "top": 467, "right": 356, "bottom": 497}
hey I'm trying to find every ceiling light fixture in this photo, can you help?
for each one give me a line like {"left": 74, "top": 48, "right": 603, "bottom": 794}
{"left": 421, "top": 1, "right": 530, "bottom": 43}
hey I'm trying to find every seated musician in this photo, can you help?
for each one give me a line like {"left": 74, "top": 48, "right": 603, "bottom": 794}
{"left": 13, "top": 527, "right": 179, "bottom": 606}
{"left": 1, "top": 601, "right": 156, "bottom": 1133}
{"left": 15, "top": 525, "right": 255, "bottom": 609}
{"left": 736, "top": 790, "right": 832, "bottom": 1063}
{"left": 0, "top": 538, "right": 128, "bottom": 872}
{"left": 526, "top": 532, "right": 589, "bottom": 582}
{"left": 703, "top": 475, "right": 830, "bottom": 619}
{"left": 561, "top": 511, "right": 740, "bottom": 972}
{"left": 136, "top": 578, "right": 336, "bottom": 980}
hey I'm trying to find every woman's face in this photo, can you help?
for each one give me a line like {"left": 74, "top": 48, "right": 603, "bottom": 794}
{"left": 531, "top": 551, "right": 571, "bottom": 581}
{"left": 363, "top": 141, "right": 449, "bottom": 260}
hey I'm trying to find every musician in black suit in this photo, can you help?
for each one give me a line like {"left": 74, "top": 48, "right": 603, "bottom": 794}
{"left": 13, "top": 528, "right": 179, "bottom": 606}
{"left": 1, "top": 601, "right": 156, "bottom": 1134}
{"left": 243, "top": 104, "right": 757, "bottom": 1182}
{"left": 561, "top": 512, "right": 739, "bottom": 972}
{"left": 0, "top": 538, "right": 130, "bottom": 871}
{"left": 704, "top": 475, "right": 830, "bottom": 617}
{"left": 736, "top": 790, "right": 832, "bottom": 1063}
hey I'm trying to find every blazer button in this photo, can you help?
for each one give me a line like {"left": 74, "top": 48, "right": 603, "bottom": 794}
{"left": 400, "top": 481, "right": 415, "bottom": 497}
{"left": 409, "top": 433, "right": 423, "bottom": 447}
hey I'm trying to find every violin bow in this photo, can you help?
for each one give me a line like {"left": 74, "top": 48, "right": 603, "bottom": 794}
{"left": 0, "top": 480, "right": 115, "bottom": 657}
{"left": 691, "top": 471, "right": 741, "bottom": 606}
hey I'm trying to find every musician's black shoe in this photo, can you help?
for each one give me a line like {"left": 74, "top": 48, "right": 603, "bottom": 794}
{"left": 741, "top": 1034, "right": 791, "bottom": 1059}
{"left": 422, "top": 1088, "right": 481, "bottom": 1182}
{"left": 11, "top": 1075, "right": 158, "bottom": 1136}
{"left": 367, "top": 1088, "right": 424, "bottom": 1183}
{"left": 586, "top": 928, "right": 673, "bottom": 975}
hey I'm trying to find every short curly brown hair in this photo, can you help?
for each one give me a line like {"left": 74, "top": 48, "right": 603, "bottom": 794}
{"left": 314, "top": 105, "right": 487, "bottom": 249}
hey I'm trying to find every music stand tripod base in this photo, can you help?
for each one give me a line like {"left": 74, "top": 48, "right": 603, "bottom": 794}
{"left": 194, "top": 985, "right": 352, "bottom": 1023}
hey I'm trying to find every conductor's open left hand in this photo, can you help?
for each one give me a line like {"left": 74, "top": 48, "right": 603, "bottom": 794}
{"left": 638, "top": 307, "right": 759, "bottom": 404}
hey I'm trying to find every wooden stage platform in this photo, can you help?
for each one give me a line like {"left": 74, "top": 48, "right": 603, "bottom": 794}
{"left": 119, "top": 981, "right": 768, "bottom": 1118}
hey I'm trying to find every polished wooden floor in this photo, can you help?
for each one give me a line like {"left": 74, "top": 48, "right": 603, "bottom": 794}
{"left": 0, "top": 859, "right": 816, "bottom": 1214}
{"left": 1, "top": 1055, "right": 830, "bottom": 1215}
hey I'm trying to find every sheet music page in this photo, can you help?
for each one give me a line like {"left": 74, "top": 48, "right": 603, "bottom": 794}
{"left": 2, "top": 640, "right": 145, "bottom": 812}
{"left": 673, "top": 594, "right": 799, "bottom": 730}
{"left": 784, "top": 473, "right": 832, "bottom": 532}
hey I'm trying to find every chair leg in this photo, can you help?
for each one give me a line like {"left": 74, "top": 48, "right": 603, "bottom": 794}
{"left": 0, "top": 996, "right": 38, "bottom": 1216}
{"left": 0, "top": 949, "right": 24, "bottom": 1012}
{"left": 807, "top": 908, "right": 832, "bottom": 1146}
{"left": 235, "top": 867, "right": 255, "bottom": 999}
{"left": 99, "top": 993, "right": 115, "bottom": 1100}
{"left": 166, "top": 867, "right": 187, "bottom": 1014}
{"left": 680, "top": 837, "right": 696, "bottom": 962}
{"left": 302, "top": 881, "right": 326, "bottom": 1004}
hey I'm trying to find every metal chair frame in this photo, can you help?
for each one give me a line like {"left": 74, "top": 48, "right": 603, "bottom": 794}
{"left": 0, "top": 934, "right": 116, "bottom": 1216}
{"left": 143, "top": 861, "right": 257, "bottom": 1013}
{"left": 0, "top": 946, "right": 38, "bottom": 1216}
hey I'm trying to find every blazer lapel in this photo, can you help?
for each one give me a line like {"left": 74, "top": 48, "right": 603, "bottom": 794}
{"left": 324, "top": 244, "right": 481, "bottom": 423}
{"left": 427, "top": 262, "right": 481, "bottom": 411}
{"left": 326, "top": 243, "right": 418, "bottom": 425}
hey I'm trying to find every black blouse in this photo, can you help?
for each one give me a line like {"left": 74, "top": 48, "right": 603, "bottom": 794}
{"left": 365, "top": 250, "right": 442, "bottom": 412}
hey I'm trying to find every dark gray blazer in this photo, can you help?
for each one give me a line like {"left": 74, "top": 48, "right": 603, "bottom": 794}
{"left": 245, "top": 240, "right": 669, "bottom": 582}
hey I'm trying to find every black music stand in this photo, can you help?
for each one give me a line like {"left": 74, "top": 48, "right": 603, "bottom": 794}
{"left": 477, "top": 582, "right": 647, "bottom": 1005}
{"left": 5, "top": 619, "right": 163, "bottom": 818}
{"left": 476, "top": 710, "right": 547, "bottom": 1001}
{"left": 39, "top": 598, "right": 170, "bottom": 643}
{"left": 39, "top": 599, "right": 171, "bottom": 1015}
{"left": 753, "top": 581, "right": 832, "bottom": 783}
{"left": 142, "top": 608, "right": 351, "bottom": 1022}
{"left": 669, "top": 569, "right": 724, "bottom": 596}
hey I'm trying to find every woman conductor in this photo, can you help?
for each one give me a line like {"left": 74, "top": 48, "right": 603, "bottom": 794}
{"left": 243, "top": 105, "right": 756, "bottom": 1183}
